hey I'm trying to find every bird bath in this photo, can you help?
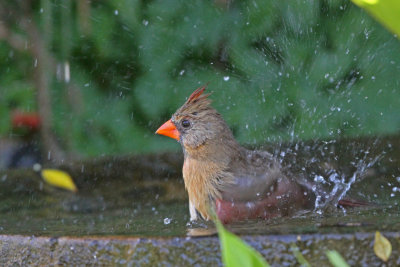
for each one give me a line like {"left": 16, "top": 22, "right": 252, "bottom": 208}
{"left": 0, "top": 135, "right": 399, "bottom": 266}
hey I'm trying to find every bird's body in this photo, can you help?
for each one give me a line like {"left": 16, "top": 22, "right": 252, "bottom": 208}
{"left": 156, "top": 86, "right": 350, "bottom": 223}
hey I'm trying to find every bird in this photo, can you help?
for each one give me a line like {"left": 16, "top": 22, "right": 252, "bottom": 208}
{"left": 156, "top": 85, "right": 361, "bottom": 223}
{"left": 1, "top": 111, "right": 42, "bottom": 169}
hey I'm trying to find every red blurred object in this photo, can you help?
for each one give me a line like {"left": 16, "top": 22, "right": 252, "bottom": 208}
{"left": 11, "top": 111, "right": 41, "bottom": 130}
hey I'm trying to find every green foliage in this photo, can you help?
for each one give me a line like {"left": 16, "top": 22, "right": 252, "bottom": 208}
{"left": 216, "top": 221, "right": 354, "bottom": 267}
{"left": 1, "top": 0, "right": 400, "bottom": 156}
{"left": 216, "top": 220, "right": 269, "bottom": 267}
{"left": 326, "top": 250, "right": 350, "bottom": 267}
{"left": 291, "top": 245, "right": 311, "bottom": 267}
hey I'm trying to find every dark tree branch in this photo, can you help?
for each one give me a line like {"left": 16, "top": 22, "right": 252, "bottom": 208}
{"left": 22, "top": 17, "right": 66, "bottom": 164}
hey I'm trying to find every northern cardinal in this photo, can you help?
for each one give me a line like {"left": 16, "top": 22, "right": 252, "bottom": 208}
{"left": 156, "top": 86, "right": 360, "bottom": 223}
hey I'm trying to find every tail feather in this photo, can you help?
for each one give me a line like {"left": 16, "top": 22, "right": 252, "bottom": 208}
{"left": 337, "top": 198, "right": 370, "bottom": 207}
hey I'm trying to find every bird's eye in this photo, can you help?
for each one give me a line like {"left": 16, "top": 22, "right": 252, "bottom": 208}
{"left": 181, "top": 119, "right": 191, "bottom": 128}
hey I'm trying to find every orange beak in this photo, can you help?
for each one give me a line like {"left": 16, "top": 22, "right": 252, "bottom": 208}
{"left": 155, "top": 119, "right": 180, "bottom": 141}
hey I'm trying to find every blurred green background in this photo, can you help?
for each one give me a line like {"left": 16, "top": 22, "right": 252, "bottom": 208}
{"left": 1, "top": 0, "right": 399, "bottom": 160}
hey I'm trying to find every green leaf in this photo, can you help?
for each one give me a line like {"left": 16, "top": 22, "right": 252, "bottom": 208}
{"left": 216, "top": 220, "right": 269, "bottom": 267}
{"left": 351, "top": 0, "right": 400, "bottom": 38}
{"left": 291, "top": 245, "right": 311, "bottom": 267}
{"left": 326, "top": 250, "right": 350, "bottom": 267}
{"left": 374, "top": 231, "right": 392, "bottom": 262}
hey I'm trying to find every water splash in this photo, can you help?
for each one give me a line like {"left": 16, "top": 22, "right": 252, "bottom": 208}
{"left": 274, "top": 137, "right": 386, "bottom": 213}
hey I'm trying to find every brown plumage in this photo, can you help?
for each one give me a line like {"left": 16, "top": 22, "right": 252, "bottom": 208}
{"left": 156, "top": 86, "right": 361, "bottom": 223}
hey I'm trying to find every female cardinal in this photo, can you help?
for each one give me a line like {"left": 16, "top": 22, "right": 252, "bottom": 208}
{"left": 156, "top": 85, "right": 318, "bottom": 223}
{"left": 156, "top": 87, "right": 313, "bottom": 223}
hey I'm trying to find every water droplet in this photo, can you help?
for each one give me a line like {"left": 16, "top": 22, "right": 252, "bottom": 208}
{"left": 33, "top": 163, "right": 41, "bottom": 172}
{"left": 64, "top": 61, "right": 70, "bottom": 83}
{"left": 261, "top": 89, "right": 266, "bottom": 103}
{"left": 314, "top": 175, "right": 326, "bottom": 183}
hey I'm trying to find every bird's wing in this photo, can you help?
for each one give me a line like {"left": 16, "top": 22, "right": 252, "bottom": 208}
{"left": 220, "top": 149, "right": 286, "bottom": 202}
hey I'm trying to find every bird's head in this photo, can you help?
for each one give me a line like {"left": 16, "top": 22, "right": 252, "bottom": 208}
{"left": 156, "top": 85, "right": 230, "bottom": 150}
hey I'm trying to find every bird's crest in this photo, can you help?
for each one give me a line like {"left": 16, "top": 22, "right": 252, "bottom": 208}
{"left": 186, "top": 84, "right": 211, "bottom": 104}
{"left": 175, "top": 84, "right": 214, "bottom": 116}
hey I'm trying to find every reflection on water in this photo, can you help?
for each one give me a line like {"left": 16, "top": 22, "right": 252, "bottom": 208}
{"left": 0, "top": 135, "right": 399, "bottom": 237}
{"left": 187, "top": 205, "right": 400, "bottom": 237}
{"left": 0, "top": 199, "right": 190, "bottom": 237}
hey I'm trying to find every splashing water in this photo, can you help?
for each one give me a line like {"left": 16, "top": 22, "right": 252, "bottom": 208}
{"left": 269, "top": 137, "right": 387, "bottom": 214}
{"left": 312, "top": 153, "right": 381, "bottom": 213}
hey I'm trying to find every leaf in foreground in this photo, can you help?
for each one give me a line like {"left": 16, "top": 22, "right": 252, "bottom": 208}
{"left": 41, "top": 169, "right": 78, "bottom": 192}
{"left": 291, "top": 245, "right": 311, "bottom": 267}
{"left": 326, "top": 250, "right": 350, "bottom": 267}
{"left": 374, "top": 231, "right": 392, "bottom": 262}
{"left": 351, "top": 0, "right": 400, "bottom": 38}
{"left": 216, "top": 220, "right": 269, "bottom": 267}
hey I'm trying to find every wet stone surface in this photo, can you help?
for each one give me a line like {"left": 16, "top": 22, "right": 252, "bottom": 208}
{"left": 0, "top": 136, "right": 399, "bottom": 265}
{"left": 0, "top": 233, "right": 399, "bottom": 266}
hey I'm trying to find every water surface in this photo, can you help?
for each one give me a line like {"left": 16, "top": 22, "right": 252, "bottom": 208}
{"left": 0, "top": 135, "right": 399, "bottom": 237}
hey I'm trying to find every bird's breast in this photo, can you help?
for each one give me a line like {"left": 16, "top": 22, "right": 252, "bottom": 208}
{"left": 182, "top": 157, "right": 229, "bottom": 220}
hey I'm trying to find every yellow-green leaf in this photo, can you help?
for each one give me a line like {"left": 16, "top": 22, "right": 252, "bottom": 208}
{"left": 41, "top": 169, "right": 78, "bottom": 192}
{"left": 326, "top": 250, "right": 350, "bottom": 267}
{"left": 374, "top": 231, "right": 392, "bottom": 262}
{"left": 351, "top": 0, "right": 400, "bottom": 38}
{"left": 292, "top": 245, "right": 311, "bottom": 267}
{"left": 216, "top": 220, "right": 269, "bottom": 267}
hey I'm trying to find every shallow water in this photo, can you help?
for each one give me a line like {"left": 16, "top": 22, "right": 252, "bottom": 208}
{"left": 0, "top": 199, "right": 189, "bottom": 237}
{"left": 0, "top": 135, "right": 399, "bottom": 238}
{"left": 0, "top": 195, "right": 399, "bottom": 238}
